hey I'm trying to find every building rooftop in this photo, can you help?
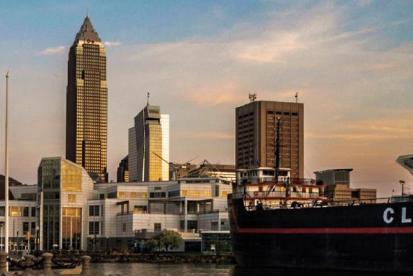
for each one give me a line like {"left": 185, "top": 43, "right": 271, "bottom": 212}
{"left": 314, "top": 168, "right": 354, "bottom": 174}
{"left": 397, "top": 154, "right": 413, "bottom": 175}
{"left": 74, "top": 16, "right": 101, "bottom": 43}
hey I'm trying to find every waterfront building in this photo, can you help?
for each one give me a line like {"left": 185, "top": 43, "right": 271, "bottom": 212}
{"left": 0, "top": 175, "right": 24, "bottom": 200}
{"left": 4, "top": 157, "right": 229, "bottom": 253}
{"left": 66, "top": 16, "right": 108, "bottom": 183}
{"left": 128, "top": 105, "right": 170, "bottom": 182}
{"left": 315, "top": 168, "right": 376, "bottom": 203}
{"left": 235, "top": 100, "right": 304, "bottom": 179}
{"left": 38, "top": 157, "right": 94, "bottom": 251}
{"left": 0, "top": 185, "right": 38, "bottom": 252}
{"left": 116, "top": 156, "right": 129, "bottom": 183}
{"left": 87, "top": 178, "right": 231, "bottom": 251}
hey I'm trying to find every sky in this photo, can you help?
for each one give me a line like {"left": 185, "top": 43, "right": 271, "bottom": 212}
{"left": 0, "top": 0, "right": 413, "bottom": 196}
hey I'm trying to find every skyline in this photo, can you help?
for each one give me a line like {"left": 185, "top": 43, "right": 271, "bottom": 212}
{"left": 0, "top": 1, "right": 413, "bottom": 196}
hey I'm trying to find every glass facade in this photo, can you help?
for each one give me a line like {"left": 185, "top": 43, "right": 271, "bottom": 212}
{"left": 66, "top": 16, "right": 108, "bottom": 182}
{"left": 148, "top": 124, "right": 162, "bottom": 181}
{"left": 129, "top": 105, "right": 165, "bottom": 182}
{"left": 38, "top": 158, "right": 61, "bottom": 250}
{"left": 38, "top": 157, "right": 91, "bottom": 251}
{"left": 62, "top": 207, "right": 82, "bottom": 250}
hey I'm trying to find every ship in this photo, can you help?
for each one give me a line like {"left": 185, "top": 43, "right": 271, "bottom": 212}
{"left": 229, "top": 123, "right": 413, "bottom": 273}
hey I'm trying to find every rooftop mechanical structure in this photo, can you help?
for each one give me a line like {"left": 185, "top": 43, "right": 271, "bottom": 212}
{"left": 396, "top": 154, "right": 413, "bottom": 175}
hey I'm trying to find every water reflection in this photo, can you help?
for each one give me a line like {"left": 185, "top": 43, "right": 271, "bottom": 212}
{"left": 89, "top": 263, "right": 233, "bottom": 276}
{"left": 231, "top": 266, "right": 399, "bottom": 276}
{"left": 87, "top": 263, "right": 403, "bottom": 276}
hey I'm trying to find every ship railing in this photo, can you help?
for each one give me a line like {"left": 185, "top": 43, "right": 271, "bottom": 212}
{"left": 241, "top": 196, "right": 411, "bottom": 211}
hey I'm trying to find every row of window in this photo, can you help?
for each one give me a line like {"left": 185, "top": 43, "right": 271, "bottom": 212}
{"left": 6, "top": 207, "right": 36, "bottom": 217}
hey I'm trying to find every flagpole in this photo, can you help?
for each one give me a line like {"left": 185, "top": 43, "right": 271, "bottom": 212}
{"left": 4, "top": 71, "right": 9, "bottom": 256}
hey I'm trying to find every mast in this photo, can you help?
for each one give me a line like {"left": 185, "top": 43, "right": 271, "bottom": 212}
{"left": 4, "top": 72, "right": 9, "bottom": 255}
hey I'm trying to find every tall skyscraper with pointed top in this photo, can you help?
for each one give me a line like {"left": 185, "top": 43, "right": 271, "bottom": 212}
{"left": 66, "top": 17, "right": 108, "bottom": 182}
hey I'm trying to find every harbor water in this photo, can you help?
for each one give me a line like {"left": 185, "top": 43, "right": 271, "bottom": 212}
{"left": 87, "top": 263, "right": 393, "bottom": 276}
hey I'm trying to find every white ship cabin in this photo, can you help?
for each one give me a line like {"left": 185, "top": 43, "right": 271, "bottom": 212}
{"left": 234, "top": 167, "right": 323, "bottom": 209}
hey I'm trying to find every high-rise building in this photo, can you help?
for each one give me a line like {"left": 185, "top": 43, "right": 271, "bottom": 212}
{"left": 66, "top": 16, "right": 108, "bottom": 183}
{"left": 160, "top": 114, "right": 170, "bottom": 181}
{"left": 128, "top": 105, "right": 170, "bottom": 182}
{"left": 235, "top": 100, "right": 304, "bottom": 179}
{"left": 116, "top": 156, "right": 129, "bottom": 182}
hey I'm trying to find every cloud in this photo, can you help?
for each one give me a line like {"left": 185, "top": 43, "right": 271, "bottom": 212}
{"left": 38, "top": 46, "right": 66, "bottom": 56}
{"left": 104, "top": 41, "right": 122, "bottom": 47}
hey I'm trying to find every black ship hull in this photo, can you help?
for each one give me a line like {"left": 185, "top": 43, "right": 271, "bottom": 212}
{"left": 229, "top": 196, "right": 413, "bottom": 273}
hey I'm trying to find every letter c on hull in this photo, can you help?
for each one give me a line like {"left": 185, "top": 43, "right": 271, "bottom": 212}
{"left": 383, "top": 207, "right": 395, "bottom": 224}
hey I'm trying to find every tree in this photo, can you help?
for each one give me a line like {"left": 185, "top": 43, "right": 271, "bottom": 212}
{"left": 151, "top": 230, "right": 183, "bottom": 252}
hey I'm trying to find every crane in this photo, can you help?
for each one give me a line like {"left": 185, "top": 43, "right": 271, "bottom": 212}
{"left": 152, "top": 151, "right": 197, "bottom": 181}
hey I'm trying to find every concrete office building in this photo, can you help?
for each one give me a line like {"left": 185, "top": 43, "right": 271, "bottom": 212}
{"left": 38, "top": 157, "right": 94, "bottom": 251}
{"left": 129, "top": 105, "right": 169, "bottom": 182}
{"left": 236, "top": 100, "right": 304, "bottom": 179}
{"left": 66, "top": 16, "right": 108, "bottom": 182}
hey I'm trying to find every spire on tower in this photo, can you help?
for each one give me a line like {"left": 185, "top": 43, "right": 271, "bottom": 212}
{"left": 74, "top": 16, "right": 101, "bottom": 43}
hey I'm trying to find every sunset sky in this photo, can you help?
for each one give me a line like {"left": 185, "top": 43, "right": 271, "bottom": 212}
{"left": 0, "top": 0, "right": 412, "bottom": 196}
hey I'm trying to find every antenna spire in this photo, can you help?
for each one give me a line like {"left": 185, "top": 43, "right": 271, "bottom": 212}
{"left": 249, "top": 93, "right": 257, "bottom": 102}
{"left": 295, "top": 92, "right": 298, "bottom": 103}
{"left": 147, "top": 92, "right": 150, "bottom": 106}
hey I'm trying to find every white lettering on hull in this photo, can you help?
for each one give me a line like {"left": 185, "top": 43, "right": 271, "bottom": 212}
{"left": 383, "top": 207, "right": 412, "bottom": 224}
{"left": 383, "top": 208, "right": 394, "bottom": 224}
{"left": 402, "top": 207, "right": 412, "bottom": 223}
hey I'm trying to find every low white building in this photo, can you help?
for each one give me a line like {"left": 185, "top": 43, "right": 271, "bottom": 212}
{"left": 0, "top": 185, "right": 38, "bottom": 252}
{"left": 1, "top": 160, "right": 232, "bottom": 253}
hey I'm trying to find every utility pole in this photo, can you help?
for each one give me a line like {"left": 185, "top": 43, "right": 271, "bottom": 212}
{"left": 4, "top": 72, "right": 9, "bottom": 256}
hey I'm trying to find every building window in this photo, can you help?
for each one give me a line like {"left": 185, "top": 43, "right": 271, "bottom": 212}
{"left": 68, "top": 194, "right": 76, "bottom": 203}
{"left": 89, "top": 206, "right": 100, "bottom": 216}
{"left": 23, "top": 222, "right": 29, "bottom": 234}
{"left": 31, "top": 222, "right": 36, "bottom": 235}
{"left": 31, "top": 207, "right": 36, "bottom": 217}
{"left": 23, "top": 207, "right": 29, "bottom": 217}
{"left": 122, "top": 223, "right": 127, "bottom": 233}
{"left": 89, "top": 221, "right": 100, "bottom": 235}
{"left": 62, "top": 207, "right": 82, "bottom": 251}
{"left": 187, "top": 220, "right": 198, "bottom": 232}
{"left": 154, "top": 223, "right": 161, "bottom": 232}
{"left": 9, "top": 207, "right": 21, "bottom": 217}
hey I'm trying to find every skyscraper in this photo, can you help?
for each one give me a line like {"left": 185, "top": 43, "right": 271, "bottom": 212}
{"left": 128, "top": 105, "right": 169, "bottom": 182}
{"left": 66, "top": 17, "right": 108, "bottom": 182}
{"left": 235, "top": 100, "right": 304, "bottom": 179}
{"left": 160, "top": 114, "right": 170, "bottom": 181}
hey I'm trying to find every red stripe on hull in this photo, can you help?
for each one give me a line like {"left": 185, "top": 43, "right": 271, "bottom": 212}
{"left": 237, "top": 226, "right": 413, "bottom": 234}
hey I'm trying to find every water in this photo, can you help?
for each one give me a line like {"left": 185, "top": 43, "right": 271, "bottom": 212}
{"left": 88, "top": 263, "right": 391, "bottom": 276}
{"left": 88, "top": 263, "right": 233, "bottom": 275}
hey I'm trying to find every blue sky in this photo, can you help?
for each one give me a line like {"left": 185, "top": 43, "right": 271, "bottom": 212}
{"left": 1, "top": 0, "right": 413, "bottom": 196}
